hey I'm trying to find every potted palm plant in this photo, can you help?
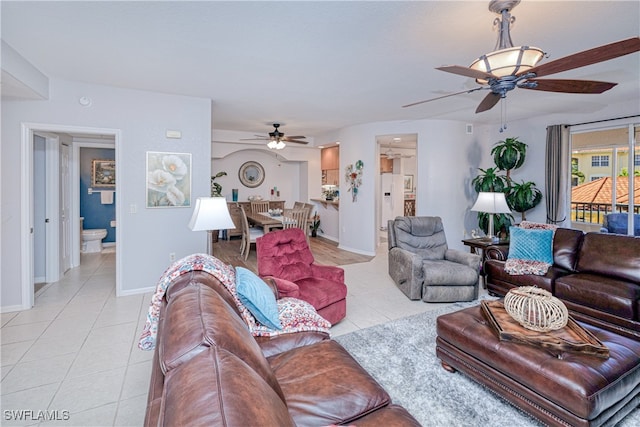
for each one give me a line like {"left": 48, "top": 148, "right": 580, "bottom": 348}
{"left": 507, "top": 180, "right": 543, "bottom": 222}
{"left": 210, "top": 171, "right": 227, "bottom": 197}
{"left": 310, "top": 214, "right": 323, "bottom": 237}
{"left": 209, "top": 171, "right": 227, "bottom": 242}
{"left": 491, "top": 137, "right": 527, "bottom": 179}
{"left": 471, "top": 167, "right": 512, "bottom": 236}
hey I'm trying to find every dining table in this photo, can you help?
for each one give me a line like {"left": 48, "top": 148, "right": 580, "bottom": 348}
{"left": 245, "top": 211, "right": 294, "bottom": 233}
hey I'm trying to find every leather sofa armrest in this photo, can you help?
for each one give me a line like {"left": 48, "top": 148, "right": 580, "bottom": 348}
{"left": 445, "top": 249, "right": 481, "bottom": 270}
{"left": 262, "top": 276, "right": 300, "bottom": 299}
{"left": 486, "top": 245, "right": 508, "bottom": 261}
{"left": 310, "top": 263, "right": 345, "bottom": 283}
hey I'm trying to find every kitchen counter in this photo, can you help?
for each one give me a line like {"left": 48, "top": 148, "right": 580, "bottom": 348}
{"left": 311, "top": 198, "right": 339, "bottom": 209}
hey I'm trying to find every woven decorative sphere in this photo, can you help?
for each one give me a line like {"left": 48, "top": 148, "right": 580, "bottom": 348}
{"left": 504, "top": 286, "right": 568, "bottom": 332}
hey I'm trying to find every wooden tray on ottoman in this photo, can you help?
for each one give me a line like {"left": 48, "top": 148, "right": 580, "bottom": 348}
{"left": 481, "top": 300, "right": 609, "bottom": 358}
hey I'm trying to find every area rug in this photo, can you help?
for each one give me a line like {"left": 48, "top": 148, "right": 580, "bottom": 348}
{"left": 335, "top": 301, "right": 640, "bottom": 427}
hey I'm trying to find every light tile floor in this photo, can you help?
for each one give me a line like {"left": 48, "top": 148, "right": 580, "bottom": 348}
{"left": 1, "top": 244, "right": 483, "bottom": 426}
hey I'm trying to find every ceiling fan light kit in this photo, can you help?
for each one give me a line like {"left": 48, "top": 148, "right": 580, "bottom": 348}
{"left": 469, "top": 0, "right": 544, "bottom": 83}
{"left": 240, "top": 123, "right": 309, "bottom": 150}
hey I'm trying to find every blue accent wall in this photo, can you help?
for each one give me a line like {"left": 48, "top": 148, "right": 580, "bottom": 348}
{"left": 80, "top": 148, "right": 115, "bottom": 242}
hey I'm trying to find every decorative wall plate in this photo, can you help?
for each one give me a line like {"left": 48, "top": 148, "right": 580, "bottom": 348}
{"left": 239, "top": 161, "right": 265, "bottom": 188}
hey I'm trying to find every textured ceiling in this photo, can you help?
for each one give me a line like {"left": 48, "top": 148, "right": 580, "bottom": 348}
{"left": 2, "top": 1, "right": 639, "bottom": 138}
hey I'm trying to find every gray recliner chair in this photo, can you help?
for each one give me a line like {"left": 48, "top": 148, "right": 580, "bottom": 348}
{"left": 388, "top": 216, "right": 481, "bottom": 302}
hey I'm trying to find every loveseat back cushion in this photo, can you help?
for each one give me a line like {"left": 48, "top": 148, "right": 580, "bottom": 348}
{"left": 160, "top": 347, "right": 294, "bottom": 427}
{"left": 159, "top": 283, "right": 285, "bottom": 400}
{"left": 392, "top": 216, "right": 447, "bottom": 260}
{"left": 552, "top": 228, "right": 584, "bottom": 271}
{"left": 576, "top": 233, "right": 640, "bottom": 283}
{"left": 165, "top": 270, "right": 242, "bottom": 317}
{"left": 257, "top": 228, "right": 315, "bottom": 282}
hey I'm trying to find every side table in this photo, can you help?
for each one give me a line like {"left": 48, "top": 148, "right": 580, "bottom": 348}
{"left": 461, "top": 237, "right": 509, "bottom": 289}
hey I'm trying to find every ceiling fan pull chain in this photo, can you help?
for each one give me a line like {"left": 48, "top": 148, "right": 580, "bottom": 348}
{"left": 500, "top": 97, "right": 508, "bottom": 133}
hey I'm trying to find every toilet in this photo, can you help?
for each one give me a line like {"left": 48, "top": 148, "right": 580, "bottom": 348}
{"left": 82, "top": 228, "right": 108, "bottom": 253}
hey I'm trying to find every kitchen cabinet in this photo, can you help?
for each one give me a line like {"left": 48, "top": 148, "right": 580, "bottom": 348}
{"left": 321, "top": 146, "right": 339, "bottom": 170}
{"left": 380, "top": 156, "right": 394, "bottom": 173}
{"left": 321, "top": 146, "right": 340, "bottom": 185}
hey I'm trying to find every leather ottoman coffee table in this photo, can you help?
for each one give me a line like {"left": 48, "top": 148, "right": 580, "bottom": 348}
{"left": 435, "top": 305, "right": 640, "bottom": 427}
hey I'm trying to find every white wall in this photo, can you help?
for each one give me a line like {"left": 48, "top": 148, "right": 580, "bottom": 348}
{"left": 210, "top": 135, "right": 322, "bottom": 205}
{"left": 315, "top": 120, "right": 489, "bottom": 256}
{"left": 2, "top": 78, "right": 212, "bottom": 310}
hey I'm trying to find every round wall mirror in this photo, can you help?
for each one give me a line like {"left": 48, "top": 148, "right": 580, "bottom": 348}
{"left": 238, "top": 161, "right": 265, "bottom": 188}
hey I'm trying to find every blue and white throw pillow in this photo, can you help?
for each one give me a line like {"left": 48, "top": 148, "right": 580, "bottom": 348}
{"left": 235, "top": 267, "right": 282, "bottom": 330}
{"left": 505, "top": 226, "right": 554, "bottom": 275}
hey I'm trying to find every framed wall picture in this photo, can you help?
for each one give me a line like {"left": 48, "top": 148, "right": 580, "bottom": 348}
{"left": 238, "top": 161, "right": 265, "bottom": 188}
{"left": 91, "top": 159, "right": 116, "bottom": 187}
{"left": 404, "top": 175, "right": 414, "bottom": 192}
{"left": 146, "top": 151, "right": 192, "bottom": 208}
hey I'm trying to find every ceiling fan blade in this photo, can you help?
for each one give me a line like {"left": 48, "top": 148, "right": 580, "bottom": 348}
{"left": 240, "top": 137, "right": 268, "bottom": 141}
{"left": 284, "top": 139, "right": 308, "bottom": 144}
{"left": 522, "top": 79, "right": 617, "bottom": 94}
{"left": 436, "top": 65, "right": 496, "bottom": 81}
{"left": 522, "top": 37, "right": 640, "bottom": 78}
{"left": 402, "top": 87, "right": 485, "bottom": 108}
{"left": 475, "top": 92, "right": 501, "bottom": 113}
{"left": 285, "top": 135, "right": 306, "bottom": 139}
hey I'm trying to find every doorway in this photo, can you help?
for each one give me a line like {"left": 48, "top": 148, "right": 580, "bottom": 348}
{"left": 376, "top": 134, "right": 417, "bottom": 246}
{"left": 20, "top": 123, "right": 122, "bottom": 310}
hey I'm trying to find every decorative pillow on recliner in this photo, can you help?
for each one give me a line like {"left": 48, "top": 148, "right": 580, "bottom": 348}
{"left": 235, "top": 267, "right": 282, "bottom": 330}
{"left": 505, "top": 226, "right": 554, "bottom": 275}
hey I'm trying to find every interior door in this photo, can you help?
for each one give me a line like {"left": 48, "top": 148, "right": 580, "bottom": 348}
{"left": 61, "top": 143, "right": 71, "bottom": 273}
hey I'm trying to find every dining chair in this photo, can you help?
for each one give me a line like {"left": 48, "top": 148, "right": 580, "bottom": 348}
{"left": 240, "top": 206, "right": 265, "bottom": 260}
{"left": 250, "top": 200, "right": 270, "bottom": 213}
{"left": 282, "top": 209, "right": 306, "bottom": 228}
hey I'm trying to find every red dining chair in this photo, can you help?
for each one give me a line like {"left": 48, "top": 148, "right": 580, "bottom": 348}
{"left": 256, "top": 228, "right": 347, "bottom": 325}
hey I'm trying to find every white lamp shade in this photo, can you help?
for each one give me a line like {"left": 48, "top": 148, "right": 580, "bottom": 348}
{"left": 469, "top": 46, "right": 544, "bottom": 83}
{"left": 188, "top": 197, "right": 235, "bottom": 231}
{"left": 471, "top": 192, "right": 511, "bottom": 214}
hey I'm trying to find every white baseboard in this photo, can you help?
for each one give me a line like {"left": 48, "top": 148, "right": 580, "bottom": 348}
{"left": 118, "top": 286, "right": 155, "bottom": 297}
{"left": 337, "top": 244, "right": 376, "bottom": 257}
{"left": 1, "top": 304, "right": 28, "bottom": 313}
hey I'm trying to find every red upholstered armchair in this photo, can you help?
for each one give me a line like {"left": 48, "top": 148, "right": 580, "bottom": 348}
{"left": 256, "top": 228, "right": 347, "bottom": 325}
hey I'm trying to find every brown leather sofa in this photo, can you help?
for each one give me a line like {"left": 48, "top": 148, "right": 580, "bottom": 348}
{"left": 437, "top": 230, "right": 640, "bottom": 426}
{"left": 484, "top": 230, "right": 640, "bottom": 340}
{"left": 143, "top": 269, "right": 420, "bottom": 426}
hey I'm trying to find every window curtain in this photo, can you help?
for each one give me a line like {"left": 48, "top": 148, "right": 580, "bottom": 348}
{"left": 545, "top": 124, "right": 570, "bottom": 226}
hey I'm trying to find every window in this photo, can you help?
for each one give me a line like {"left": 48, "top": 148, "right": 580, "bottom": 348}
{"left": 591, "top": 155, "right": 609, "bottom": 167}
{"left": 570, "top": 124, "right": 638, "bottom": 235}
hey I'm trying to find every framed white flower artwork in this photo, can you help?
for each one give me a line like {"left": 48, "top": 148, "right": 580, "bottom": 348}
{"left": 146, "top": 151, "right": 192, "bottom": 208}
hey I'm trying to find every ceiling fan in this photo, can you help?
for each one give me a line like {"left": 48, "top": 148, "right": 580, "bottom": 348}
{"left": 382, "top": 148, "right": 414, "bottom": 159}
{"left": 403, "top": 0, "right": 640, "bottom": 121}
{"left": 241, "top": 123, "right": 308, "bottom": 150}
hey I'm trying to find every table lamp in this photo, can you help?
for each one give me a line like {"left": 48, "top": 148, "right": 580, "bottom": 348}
{"left": 188, "top": 197, "right": 235, "bottom": 256}
{"left": 471, "top": 191, "right": 511, "bottom": 242}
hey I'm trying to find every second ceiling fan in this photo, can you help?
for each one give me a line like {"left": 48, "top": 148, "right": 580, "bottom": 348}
{"left": 241, "top": 123, "right": 308, "bottom": 150}
{"left": 403, "top": 0, "right": 640, "bottom": 118}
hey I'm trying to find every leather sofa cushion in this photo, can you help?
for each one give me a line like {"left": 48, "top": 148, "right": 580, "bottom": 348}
{"left": 159, "top": 283, "right": 285, "bottom": 400}
{"left": 160, "top": 347, "right": 295, "bottom": 427}
{"left": 268, "top": 340, "right": 391, "bottom": 426}
{"left": 437, "top": 306, "right": 640, "bottom": 420}
{"left": 555, "top": 273, "right": 640, "bottom": 321}
{"left": 552, "top": 228, "right": 584, "bottom": 271}
{"left": 577, "top": 233, "right": 640, "bottom": 283}
{"left": 484, "top": 259, "right": 564, "bottom": 293}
